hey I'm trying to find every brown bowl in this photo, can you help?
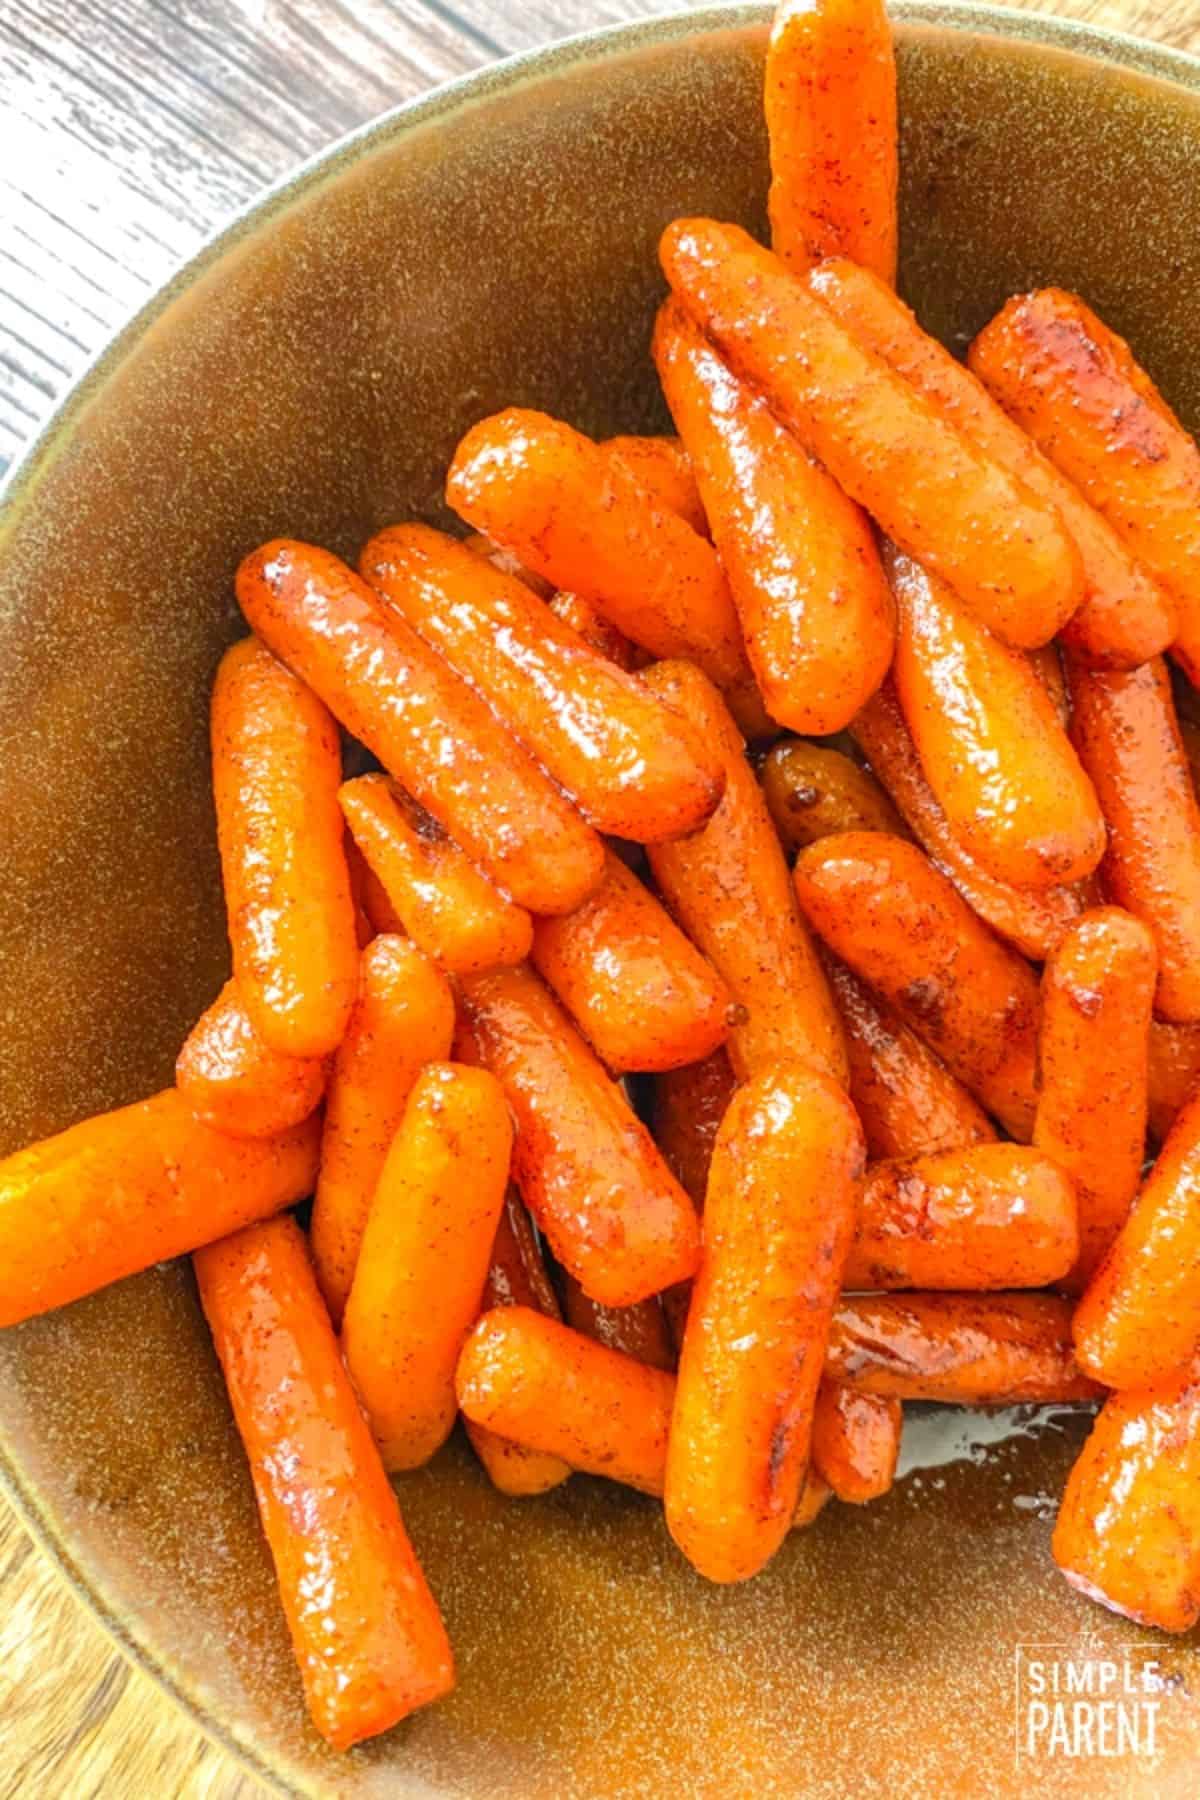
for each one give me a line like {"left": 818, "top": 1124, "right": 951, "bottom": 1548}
{"left": 2, "top": 5, "right": 1200, "bottom": 1793}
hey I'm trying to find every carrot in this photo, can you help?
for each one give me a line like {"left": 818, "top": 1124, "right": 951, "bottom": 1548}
{"left": 211, "top": 636, "right": 358, "bottom": 1057}
{"left": 793, "top": 831, "right": 1040, "bottom": 1138}
{"left": 602, "top": 433, "right": 709, "bottom": 536}
{"left": 361, "top": 523, "right": 724, "bottom": 842}
{"left": 1067, "top": 656, "right": 1200, "bottom": 1021}
{"left": 455, "top": 964, "right": 700, "bottom": 1306}
{"left": 845, "top": 1144, "right": 1078, "bottom": 1291}
{"left": 810, "top": 1382, "right": 901, "bottom": 1504}
{"left": 809, "top": 259, "right": 1175, "bottom": 667}
{"left": 760, "top": 739, "right": 905, "bottom": 858}
{"left": 547, "top": 589, "right": 641, "bottom": 669}
{"left": 530, "top": 847, "right": 732, "bottom": 1073}
{"left": 176, "top": 978, "right": 326, "bottom": 1139}
{"left": 666, "top": 1065, "right": 864, "bottom": 1583}
{"left": 235, "top": 540, "right": 603, "bottom": 916}
{"left": 1053, "top": 1355, "right": 1200, "bottom": 1633}
{"left": 654, "top": 298, "right": 894, "bottom": 734}
{"left": 1148, "top": 1018, "right": 1200, "bottom": 1144}
{"left": 1035, "top": 909, "right": 1156, "bottom": 1290}
{"left": 461, "top": 532, "right": 554, "bottom": 598}
{"left": 339, "top": 774, "right": 532, "bottom": 976}
{"left": 561, "top": 1276, "right": 676, "bottom": 1372}
{"left": 644, "top": 660, "right": 847, "bottom": 1085}
{"left": 342, "top": 1064, "right": 512, "bottom": 1471}
{"left": 194, "top": 1216, "right": 453, "bottom": 1747}
{"left": 1029, "top": 642, "right": 1071, "bottom": 730}
{"left": 650, "top": 1047, "right": 737, "bottom": 1206}
{"left": 309, "top": 936, "right": 454, "bottom": 1324}
{"left": 968, "top": 287, "right": 1200, "bottom": 681}
{"left": 444, "top": 409, "right": 766, "bottom": 732}
{"left": 660, "top": 220, "right": 1082, "bottom": 648}
{"left": 887, "top": 546, "right": 1104, "bottom": 889}
{"left": 344, "top": 836, "right": 384, "bottom": 944}
{"left": 0, "top": 1089, "right": 319, "bottom": 1328}
{"left": 793, "top": 1468, "right": 834, "bottom": 1526}
{"left": 765, "top": 0, "right": 897, "bottom": 282}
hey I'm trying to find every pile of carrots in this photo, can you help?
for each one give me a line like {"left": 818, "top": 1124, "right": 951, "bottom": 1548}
{"left": 5, "top": 0, "right": 1200, "bottom": 1753}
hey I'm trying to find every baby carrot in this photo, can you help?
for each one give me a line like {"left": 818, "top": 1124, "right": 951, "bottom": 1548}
{"left": 0, "top": 1089, "right": 319, "bottom": 1328}
{"left": 461, "top": 532, "right": 554, "bottom": 598}
{"left": 1148, "top": 1018, "right": 1200, "bottom": 1144}
{"left": 650, "top": 1047, "right": 737, "bottom": 1206}
{"left": 1029, "top": 642, "right": 1071, "bottom": 729}
{"left": 176, "top": 978, "right": 326, "bottom": 1139}
{"left": 760, "top": 739, "right": 905, "bottom": 858}
{"left": 644, "top": 660, "right": 848, "bottom": 1086}
{"left": 361, "top": 523, "right": 724, "bottom": 842}
{"left": 1035, "top": 909, "right": 1156, "bottom": 1290}
{"left": 456, "top": 964, "right": 700, "bottom": 1306}
{"left": 339, "top": 774, "right": 532, "bottom": 976}
{"left": 810, "top": 1382, "right": 901, "bottom": 1505}
{"left": 547, "top": 589, "right": 641, "bottom": 668}
{"left": 211, "top": 636, "right": 358, "bottom": 1057}
{"left": 194, "top": 1216, "right": 453, "bottom": 1748}
{"left": 765, "top": 0, "right": 897, "bottom": 282}
{"left": 561, "top": 1276, "right": 676, "bottom": 1372}
{"left": 236, "top": 540, "right": 603, "bottom": 916}
{"left": 310, "top": 936, "right": 454, "bottom": 1325}
{"left": 602, "top": 433, "right": 709, "bottom": 536}
{"left": 809, "top": 259, "right": 1175, "bottom": 668}
{"left": 666, "top": 1065, "right": 864, "bottom": 1583}
{"left": 530, "top": 848, "right": 732, "bottom": 1073}
{"left": 342, "top": 1064, "right": 512, "bottom": 1471}
{"left": 793, "top": 832, "right": 1041, "bottom": 1138}
{"left": 660, "top": 220, "right": 1082, "bottom": 648}
{"left": 654, "top": 298, "right": 894, "bottom": 734}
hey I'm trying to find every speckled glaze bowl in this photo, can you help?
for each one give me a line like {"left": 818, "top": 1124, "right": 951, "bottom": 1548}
{"left": 3, "top": 6, "right": 1200, "bottom": 1794}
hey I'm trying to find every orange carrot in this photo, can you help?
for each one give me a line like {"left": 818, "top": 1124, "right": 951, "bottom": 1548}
{"left": 456, "top": 964, "right": 700, "bottom": 1306}
{"left": 1148, "top": 1018, "right": 1200, "bottom": 1144}
{"left": 344, "top": 835, "right": 383, "bottom": 944}
{"left": 650, "top": 1047, "right": 737, "bottom": 1207}
{"left": 342, "top": 1064, "right": 512, "bottom": 1471}
{"left": 530, "top": 847, "right": 731, "bottom": 1073}
{"left": 644, "top": 660, "right": 847, "bottom": 1085}
{"left": 793, "top": 1468, "right": 834, "bottom": 1526}
{"left": 310, "top": 936, "right": 454, "bottom": 1324}
{"left": 654, "top": 298, "right": 894, "bottom": 733}
{"left": 1029, "top": 642, "right": 1071, "bottom": 730}
{"left": 0, "top": 1089, "right": 319, "bottom": 1328}
{"left": 211, "top": 636, "right": 358, "bottom": 1057}
{"left": 666, "top": 1065, "right": 864, "bottom": 1582}
{"left": 810, "top": 1381, "right": 901, "bottom": 1504}
{"left": 660, "top": 220, "right": 1082, "bottom": 648}
{"left": 765, "top": 0, "right": 897, "bottom": 282}
{"left": 602, "top": 433, "right": 709, "bottom": 536}
{"left": 339, "top": 774, "right": 531, "bottom": 976}
{"left": 1035, "top": 909, "right": 1156, "bottom": 1290}
{"left": 561, "top": 1275, "right": 676, "bottom": 1372}
{"left": 236, "top": 540, "right": 603, "bottom": 915}
{"left": 760, "top": 738, "right": 906, "bottom": 858}
{"left": 793, "top": 831, "right": 1040, "bottom": 1138}
{"left": 547, "top": 589, "right": 641, "bottom": 668}
{"left": 176, "top": 978, "right": 326, "bottom": 1139}
{"left": 194, "top": 1216, "right": 453, "bottom": 1747}
{"left": 461, "top": 531, "right": 554, "bottom": 598}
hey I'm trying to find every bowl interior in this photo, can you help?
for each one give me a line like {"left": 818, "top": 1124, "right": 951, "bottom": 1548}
{"left": 3, "top": 7, "right": 1200, "bottom": 1795}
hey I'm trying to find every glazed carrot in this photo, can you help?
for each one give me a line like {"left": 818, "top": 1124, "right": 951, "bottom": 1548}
{"left": 561, "top": 1275, "right": 676, "bottom": 1372}
{"left": 888, "top": 547, "right": 1104, "bottom": 889}
{"left": 547, "top": 589, "right": 641, "bottom": 669}
{"left": 809, "top": 259, "right": 1175, "bottom": 667}
{"left": 644, "top": 660, "right": 847, "bottom": 1085}
{"left": 765, "top": 0, "right": 897, "bottom": 281}
{"left": 445, "top": 409, "right": 766, "bottom": 732}
{"left": 660, "top": 221, "right": 1082, "bottom": 648}
{"left": 602, "top": 433, "right": 709, "bottom": 536}
{"left": 342, "top": 1064, "right": 512, "bottom": 1470}
{"left": 793, "top": 1468, "right": 834, "bottom": 1526}
{"left": 793, "top": 832, "right": 1040, "bottom": 1138}
{"left": 666, "top": 1066, "right": 864, "bottom": 1583}
{"left": 344, "top": 836, "right": 383, "bottom": 945}
{"left": 1035, "top": 909, "right": 1156, "bottom": 1290}
{"left": 310, "top": 936, "right": 454, "bottom": 1324}
{"left": 0, "top": 1089, "right": 319, "bottom": 1328}
{"left": 1148, "top": 1019, "right": 1200, "bottom": 1144}
{"left": 194, "top": 1217, "right": 453, "bottom": 1748}
{"left": 760, "top": 739, "right": 905, "bottom": 858}
{"left": 1054, "top": 1356, "right": 1200, "bottom": 1633}
{"left": 826, "top": 1292, "right": 1103, "bottom": 1404}
{"left": 820, "top": 951, "right": 995, "bottom": 1159}
{"left": 969, "top": 288, "right": 1200, "bottom": 681}
{"left": 654, "top": 298, "right": 894, "bottom": 734}
{"left": 461, "top": 531, "right": 554, "bottom": 598}
{"left": 851, "top": 680, "right": 1089, "bottom": 961}
{"left": 361, "top": 523, "right": 724, "bottom": 842}
{"left": 530, "top": 848, "right": 731, "bottom": 1073}
{"left": 1029, "top": 641, "right": 1071, "bottom": 729}
{"left": 845, "top": 1144, "right": 1079, "bottom": 1291}
{"left": 650, "top": 1047, "right": 737, "bottom": 1206}
{"left": 456, "top": 964, "right": 700, "bottom": 1306}
{"left": 211, "top": 636, "right": 358, "bottom": 1057}
{"left": 810, "top": 1382, "right": 901, "bottom": 1505}
{"left": 236, "top": 540, "right": 603, "bottom": 916}
{"left": 176, "top": 979, "right": 326, "bottom": 1139}
{"left": 1067, "top": 656, "right": 1200, "bottom": 1021}
{"left": 339, "top": 774, "right": 532, "bottom": 976}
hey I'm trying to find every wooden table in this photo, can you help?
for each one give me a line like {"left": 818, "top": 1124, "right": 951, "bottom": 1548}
{"left": 0, "top": 0, "right": 1197, "bottom": 1791}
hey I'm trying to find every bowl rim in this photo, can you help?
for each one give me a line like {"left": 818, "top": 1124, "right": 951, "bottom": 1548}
{"left": 2, "top": 3, "right": 1200, "bottom": 1793}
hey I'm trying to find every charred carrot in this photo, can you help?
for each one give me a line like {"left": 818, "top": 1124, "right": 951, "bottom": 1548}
{"left": 176, "top": 979, "right": 326, "bottom": 1139}
{"left": 650, "top": 1047, "right": 737, "bottom": 1207}
{"left": 211, "top": 636, "right": 358, "bottom": 1057}
{"left": 1148, "top": 1019, "right": 1200, "bottom": 1144}
{"left": 194, "top": 1216, "right": 453, "bottom": 1747}
{"left": 602, "top": 433, "right": 709, "bottom": 536}
{"left": 236, "top": 540, "right": 603, "bottom": 915}
{"left": 561, "top": 1275, "right": 676, "bottom": 1372}
{"left": 810, "top": 1381, "right": 901, "bottom": 1504}
{"left": 760, "top": 739, "right": 906, "bottom": 858}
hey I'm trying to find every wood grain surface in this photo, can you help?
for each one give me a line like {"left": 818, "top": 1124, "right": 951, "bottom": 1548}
{"left": 0, "top": 0, "right": 1197, "bottom": 1795}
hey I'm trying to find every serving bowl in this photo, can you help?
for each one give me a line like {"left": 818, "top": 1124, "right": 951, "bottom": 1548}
{"left": 2, "top": 4, "right": 1200, "bottom": 1793}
